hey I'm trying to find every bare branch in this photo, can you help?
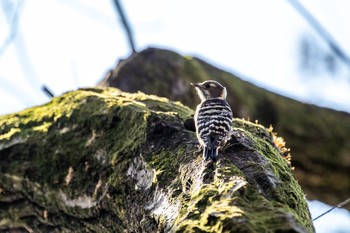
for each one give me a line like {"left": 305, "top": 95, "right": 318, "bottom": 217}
{"left": 42, "top": 85, "right": 55, "bottom": 98}
{"left": 312, "top": 197, "right": 350, "bottom": 221}
{"left": 112, "top": 0, "right": 136, "bottom": 53}
{"left": 287, "top": 0, "right": 350, "bottom": 69}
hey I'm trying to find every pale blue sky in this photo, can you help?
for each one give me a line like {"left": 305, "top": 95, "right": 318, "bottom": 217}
{"left": 1, "top": 0, "right": 350, "bottom": 115}
{"left": 0, "top": 1, "right": 349, "bottom": 232}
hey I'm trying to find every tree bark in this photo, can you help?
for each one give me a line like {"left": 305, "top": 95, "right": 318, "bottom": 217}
{"left": 0, "top": 88, "right": 313, "bottom": 232}
{"left": 99, "top": 47, "right": 350, "bottom": 209}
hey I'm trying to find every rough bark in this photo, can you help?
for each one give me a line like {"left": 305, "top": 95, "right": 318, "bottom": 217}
{"left": 99, "top": 47, "right": 350, "bottom": 209}
{"left": 0, "top": 88, "right": 313, "bottom": 232}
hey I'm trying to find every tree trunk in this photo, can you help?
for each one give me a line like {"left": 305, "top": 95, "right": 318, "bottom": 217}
{"left": 99, "top": 47, "right": 350, "bottom": 209}
{"left": 0, "top": 88, "right": 313, "bottom": 232}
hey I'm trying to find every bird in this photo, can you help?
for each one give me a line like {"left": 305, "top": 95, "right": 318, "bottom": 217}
{"left": 191, "top": 80, "right": 233, "bottom": 161}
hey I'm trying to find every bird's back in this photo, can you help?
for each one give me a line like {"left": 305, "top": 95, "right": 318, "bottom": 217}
{"left": 195, "top": 98, "right": 233, "bottom": 149}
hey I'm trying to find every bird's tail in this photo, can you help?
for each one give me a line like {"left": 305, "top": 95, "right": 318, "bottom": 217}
{"left": 203, "top": 147, "right": 218, "bottom": 162}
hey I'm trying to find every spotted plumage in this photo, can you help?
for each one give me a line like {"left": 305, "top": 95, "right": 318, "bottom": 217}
{"left": 191, "top": 80, "right": 233, "bottom": 161}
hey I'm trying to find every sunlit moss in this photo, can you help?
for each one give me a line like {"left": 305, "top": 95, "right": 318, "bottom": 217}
{"left": 0, "top": 128, "right": 21, "bottom": 140}
{"left": 0, "top": 87, "right": 313, "bottom": 232}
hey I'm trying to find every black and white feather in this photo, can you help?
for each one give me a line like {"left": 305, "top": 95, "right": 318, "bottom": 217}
{"left": 192, "top": 80, "right": 233, "bottom": 161}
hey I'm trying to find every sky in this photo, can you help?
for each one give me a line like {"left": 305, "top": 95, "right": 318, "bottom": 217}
{"left": 309, "top": 200, "right": 350, "bottom": 233}
{"left": 0, "top": 0, "right": 350, "bottom": 232}
{"left": 1, "top": 0, "right": 350, "bottom": 115}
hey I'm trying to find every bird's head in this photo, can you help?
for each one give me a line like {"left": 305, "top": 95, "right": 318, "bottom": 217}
{"left": 191, "top": 80, "right": 227, "bottom": 101}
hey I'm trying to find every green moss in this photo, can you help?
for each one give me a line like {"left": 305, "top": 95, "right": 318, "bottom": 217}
{"left": 0, "top": 128, "right": 20, "bottom": 140}
{"left": 233, "top": 119, "right": 312, "bottom": 230}
{"left": 100, "top": 48, "right": 350, "bottom": 207}
{"left": 174, "top": 118, "right": 313, "bottom": 232}
{"left": 0, "top": 87, "right": 192, "bottom": 222}
{"left": 0, "top": 87, "right": 313, "bottom": 232}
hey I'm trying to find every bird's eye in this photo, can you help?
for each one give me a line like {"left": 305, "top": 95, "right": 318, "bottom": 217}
{"left": 204, "top": 84, "right": 210, "bottom": 88}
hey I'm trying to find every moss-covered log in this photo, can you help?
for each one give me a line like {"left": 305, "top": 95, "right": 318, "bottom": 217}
{"left": 99, "top": 47, "right": 350, "bottom": 208}
{"left": 0, "top": 88, "right": 313, "bottom": 232}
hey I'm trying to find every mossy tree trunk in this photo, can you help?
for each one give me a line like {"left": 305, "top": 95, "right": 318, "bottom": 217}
{"left": 99, "top": 47, "right": 350, "bottom": 209}
{"left": 0, "top": 88, "right": 313, "bottom": 232}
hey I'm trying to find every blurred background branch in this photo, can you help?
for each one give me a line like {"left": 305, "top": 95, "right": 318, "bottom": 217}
{"left": 288, "top": 0, "right": 350, "bottom": 70}
{"left": 112, "top": 0, "right": 136, "bottom": 53}
{"left": 0, "top": 0, "right": 23, "bottom": 56}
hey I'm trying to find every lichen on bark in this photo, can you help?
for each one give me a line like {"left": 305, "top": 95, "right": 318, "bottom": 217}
{"left": 0, "top": 87, "right": 313, "bottom": 232}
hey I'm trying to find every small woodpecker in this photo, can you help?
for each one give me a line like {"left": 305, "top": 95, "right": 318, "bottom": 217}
{"left": 191, "top": 80, "right": 233, "bottom": 161}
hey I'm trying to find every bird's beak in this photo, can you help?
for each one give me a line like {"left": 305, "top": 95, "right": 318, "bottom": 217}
{"left": 191, "top": 83, "right": 201, "bottom": 88}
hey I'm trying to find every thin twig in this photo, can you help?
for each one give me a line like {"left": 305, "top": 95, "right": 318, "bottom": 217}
{"left": 112, "top": 0, "right": 136, "bottom": 53}
{"left": 42, "top": 85, "right": 55, "bottom": 98}
{"left": 312, "top": 197, "right": 350, "bottom": 221}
